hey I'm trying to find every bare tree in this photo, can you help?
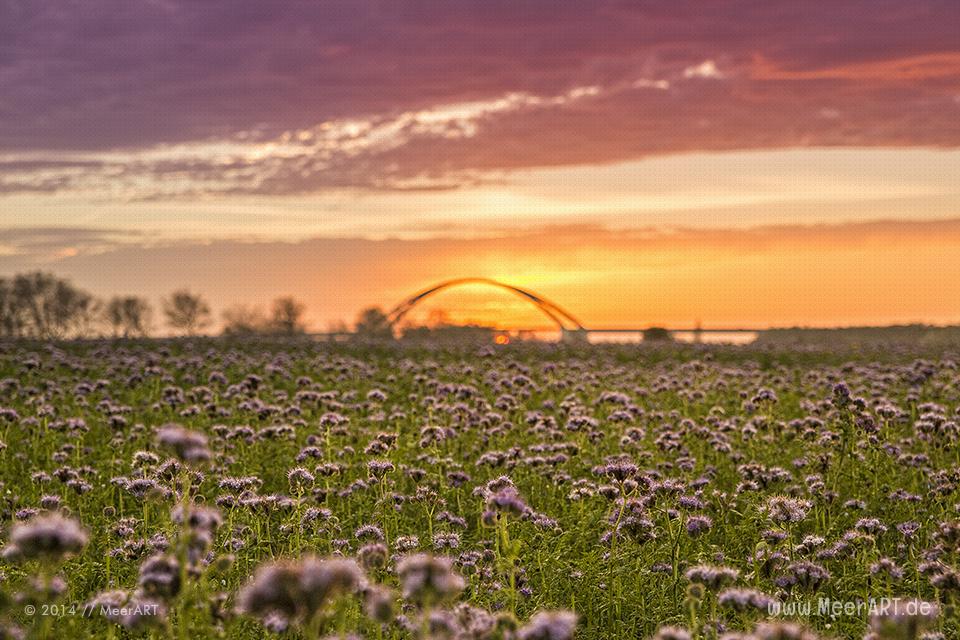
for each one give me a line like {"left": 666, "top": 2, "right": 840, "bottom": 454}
{"left": 0, "top": 278, "right": 26, "bottom": 338}
{"left": 354, "top": 307, "right": 394, "bottom": 340}
{"left": 105, "top": 296, "right": 153, "bottom": 338}
{"left": 221, "top": 304, "right": 268, "bottom": 336}
{"left": 269, "top": 297, "right": 306, "bottom": 335}
{"left": 162, "top": 289, "right": 211, "bottom": 336}
{"left": 69, "top": 294, "right": 103, "bottom": 338}
{"left": 0, "top": 272, "right": 97, "bottom": 339}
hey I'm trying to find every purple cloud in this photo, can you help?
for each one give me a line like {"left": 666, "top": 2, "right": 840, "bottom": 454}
{"left": 1, "top": 0, "right": 958, "bottom": 195}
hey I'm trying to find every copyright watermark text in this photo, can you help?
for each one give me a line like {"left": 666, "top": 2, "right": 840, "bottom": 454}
{"left": 23, "top": 602, "right": 161, "bottom": 617}
{"left": 769, "top": 597, "right": 938, "bottom": 620}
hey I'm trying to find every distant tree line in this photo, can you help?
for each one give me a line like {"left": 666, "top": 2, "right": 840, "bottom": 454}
{"left": 220, "top": 297, "right": 307, "bottom": 337}
{"left": 0, "top": 272, "right": 308, "bottom": 339}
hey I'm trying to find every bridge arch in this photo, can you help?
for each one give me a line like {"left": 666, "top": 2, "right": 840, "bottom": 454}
{"left": 388, "top": 278, "right": 586, "bottom": 334}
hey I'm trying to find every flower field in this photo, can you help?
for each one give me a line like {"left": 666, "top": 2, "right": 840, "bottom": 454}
{"left": 0, "top": 340, "right": 957, "bottom": 640}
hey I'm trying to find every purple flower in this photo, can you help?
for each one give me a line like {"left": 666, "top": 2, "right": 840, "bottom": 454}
{"left": 3, "top": 513, "right": 88, "bottom": 562}
{"left": 685, "top": 515, "right": 713, "bottom": 537}
{"left": 517, "top": 610, "right": 577, "bottom": 640}
{"left": 762, "top": 496, "right": 811, "bottom": 524}
{"left": 867, "top": 599, "right": 938, "bottom": 638}
{"left": 684, "top": 565, "right": 739, "bottom": 590}
{"left": 155, "top": 424, "right": 210, "bottom": 463}
{"left": 237, "top": 556, "right": 365, "bottom": 629}
{"left": 717, "top": 588, "right": 776, "bottom": 612}
{"left": 396, "top": 553, "right": 465, "bottom": 605}
{"left": 487, "top": 486, "right": 529, "bottom": 517}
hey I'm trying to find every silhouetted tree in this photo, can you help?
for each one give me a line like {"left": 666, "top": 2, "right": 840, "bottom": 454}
{"left": 354, "top": 307, "right": 394, "bottom": 340}
{"left": 163, "top": 289, "right": 211, "bottom": 336}
{"left": 221, "top": 304, "right": 268, "bottom": 336}
{"left": 0, "top": 272, "right": 97, "bottom": 339}
{"left": 269, "top": 297, "right": 306, "bottom": 335}
{"left": 105, "top": 296, "right": 152, "bottom": 338}
{"left": 0, "top": 278, "right": 26, "bottom": 337}
{"left": 71, "top": 295, "right": 103, "bottom": 338}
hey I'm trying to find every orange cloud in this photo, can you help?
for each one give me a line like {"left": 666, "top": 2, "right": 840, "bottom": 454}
{"left": 750, "top": 52, "right": 960, "bottom": 82}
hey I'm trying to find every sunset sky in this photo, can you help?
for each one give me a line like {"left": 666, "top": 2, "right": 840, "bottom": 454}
{"left": 3, "top": 1, "right": 960, "bottom": 330}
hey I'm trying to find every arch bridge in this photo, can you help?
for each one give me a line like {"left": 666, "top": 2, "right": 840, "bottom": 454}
{"left": 387, "top": 277, "right": 588, "bottom": 343}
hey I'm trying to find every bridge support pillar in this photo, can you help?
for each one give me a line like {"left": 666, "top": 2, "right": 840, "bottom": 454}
{"left": 560, "top": 328, "right": 590, "bottom": 344}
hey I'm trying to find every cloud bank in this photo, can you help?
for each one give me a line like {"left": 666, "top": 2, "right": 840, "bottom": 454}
{"left": 2, "top": 1, "right": 959, "bottom": 197}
